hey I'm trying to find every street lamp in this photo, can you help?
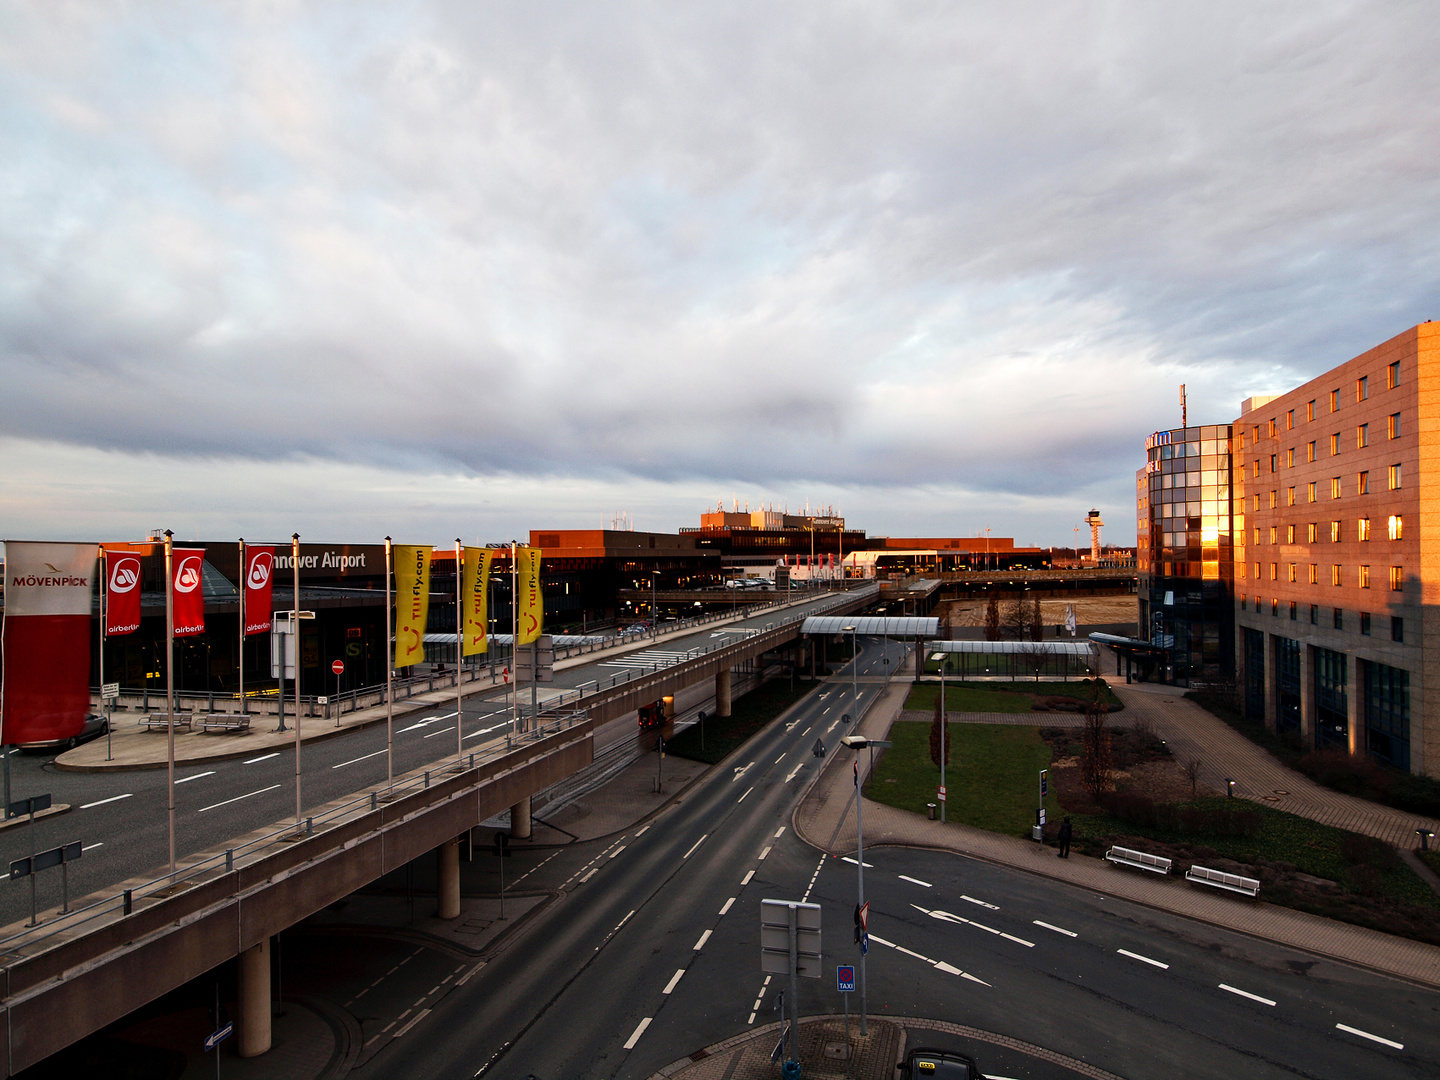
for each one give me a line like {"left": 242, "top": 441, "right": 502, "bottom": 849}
{"left": 841, "top": 625, "right": 858, "bottom": 728}
{"left": 840, "top": 734, "right": 891, "bottom": 1037}
{"left": 651, "top": 570, "right": 661, "bottom": 637}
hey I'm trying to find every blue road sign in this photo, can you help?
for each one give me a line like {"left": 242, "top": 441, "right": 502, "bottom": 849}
{"left": 837, "top": 965, "right": 856, "bottom": 992}
{"left": 860, "top": 931, "right": 869, "bottom": 955}
{"left": 205, "top": 1021, "right": 233, "bottom": 1051}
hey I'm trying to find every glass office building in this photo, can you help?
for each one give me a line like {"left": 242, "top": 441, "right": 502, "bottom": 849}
{"left": 1137, "top": 424, "right": 1237, "bottom": 684}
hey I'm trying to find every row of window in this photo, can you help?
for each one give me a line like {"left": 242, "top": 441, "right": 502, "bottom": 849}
{"left": 1252, "top": 415, "right": 1402, "bottom": 474}
{"left": 1243, "top": 363, "right": 1402, "bottom": 447}
{"left": 1251, "top": 562, "right": 1404, "bottom": 590}
{"left": 1241, "top": 596, "right": 1406, "bottom": 641}
{"left": 1253, "top": 465, "right": 1401, "bottom": 509}
{"left": 1254, "top": 515, "right": 1403, "bottom": 545}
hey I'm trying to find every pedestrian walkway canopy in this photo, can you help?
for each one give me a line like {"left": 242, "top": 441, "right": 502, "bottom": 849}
{"left": 800, "top": 616, "right": 939, "bottom": 636}
{"left": 923, "top": 638, "right": 1099, "bottom": 680}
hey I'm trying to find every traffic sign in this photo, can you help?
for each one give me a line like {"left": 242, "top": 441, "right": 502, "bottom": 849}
{"left": 332, "top": 659, "right": 345, "bottom": 675}
{"left": 101, "top": 682, "right": 120, "bottom": 701}
{"left": 761, "top": 899, "right": 823, "bottom": 978}
{"left": 857, "top": 901, "right": 869, "bottom": 932}
{"left": 937, "top": 785, "right": 947, "bottom": 802}
{"left": 837, "top": 965, "right": 855, "bottom": 992}
{"left": 205, "top": 1021, "right": 233, "bottom": 1051}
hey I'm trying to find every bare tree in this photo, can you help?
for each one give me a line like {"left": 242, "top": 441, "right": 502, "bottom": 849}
{"left": 1080, "top": 686, "right": 1114, "bottom": 802}
{"left": 1181, "top": 757, "right": 1203, "bottom": 800}
{"left": 1030, "top": 594, "right": 1044, "bottom": 642}
{"left": 1002, "top": 598, "right": 1028, "bottom": 641}
{"left": 983, "top": 594, "right": 1001, "bottom": 641}
{"left": 1017, "top": 642, "right": 1048, "bottom": 682}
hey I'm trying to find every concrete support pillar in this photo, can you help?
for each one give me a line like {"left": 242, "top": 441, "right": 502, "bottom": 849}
{"left": 238, "top": 937, "right": 271, "bottom": 1058}
{"left": 1346, "top": 653, "right": 1361, "bottom": 756}
{"left": 1299, "top": 644, "right": 1315, "bottom": 747}
{"left": 437, "top": 837, "right": 461, "bottom": 919}
{"left": 510, "top": 796, "right": 532, "bottom": 840}
{"left": 1263, "top": 635, "right": 1277, "bottom": 732}
{"left": 716, "top": 669, "right": 732, "bottom": 718}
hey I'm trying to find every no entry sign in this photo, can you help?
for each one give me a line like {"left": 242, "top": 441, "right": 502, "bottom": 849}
{"left": 332, "top": 660, "right": 345, "bottom": 675}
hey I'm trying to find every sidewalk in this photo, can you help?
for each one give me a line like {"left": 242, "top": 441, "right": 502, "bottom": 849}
{"left": 791, "top": 673, "right": 1440, "bottom": 991}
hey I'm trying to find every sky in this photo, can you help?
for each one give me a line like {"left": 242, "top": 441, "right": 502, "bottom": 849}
{"left": 3, "top": 1, "right": 1438, "bottom": 550}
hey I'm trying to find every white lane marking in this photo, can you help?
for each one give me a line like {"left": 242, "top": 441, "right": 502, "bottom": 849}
{"left": 579, "top": 869, "right": 597, "bottom": 883}
{"left": 333, "top": 749, "right": 387, "bottom": 769}
{"left": 1001, "top": 933, "right": 1035, "bottom": 947}
{"left": 615, "top": 911, "right": 636, "bottom": 931}
{"left": 81, "top": 842, "right": 104, "bottom": 851}
{"left": 868, "top": 933, "right": 990, "bottom": 986}
{"left": 422, "top": 726, "right": 456, "bottom": 739}
{"left": 1033, "top": 920, "right": 1077, "bottom": 938}
{"left": 80, "top": 794, "right": 132, "bottom": 809}
{"left": 197, "top": 785, "right": 281, "bottom": 813}
{"left": 841, "top": 856, "right": 873, "bottom": 867}
{"left": 741, "top": 870, "right": 755, "bottom": 885}
{"left": 737, "top": 786, "right": 753, "bottom": 804}
{"left": 635, "top": 825, "right": 650, "bottom": 836}
{"left": 175, "top": 771, "right": 215, "bottom": 785}
{"left": 455, "top": 961, "right": 486, "bottom": 987}
{"left": 784, "top": 764, "right": 804, "bottom": 783}
{"left": 1335, "top": 1023, "right": 1403, "bottom": 1050}
{"left": 609, "top": 845, "right": 627, "bottom": 858}
{"left": 719, "top": 897, "right": 735, "bottom": 915}
{"left": 961, "top": 895, "right": 998, "bottom": 910}
{"left": 758, "top": 846, "right": 772, "bottom": 861}
{"left": 913, "top": 905, "right": 1031, "bottom": 946}
{"left": 463, "top": 723, "right": 508, "bottom": 741}
{"left": 623, "top": 1017, "right": 651, "bottom": 1050}
{"left": 1118, "top": 949, "right": 1169, "bottom": 970}
{"left": 775, "top": 755, "right": 785, "bottom": 764}
{"left": 683, "top": 834, "right": 708, "bottom": 859}
{"left": 732, "top": 762, "right": 754, "bottom": 782}
{"left": 394, "top": 1007, "right": 431, "bottom": 1037}
{"left": 899, "top": 875, "right": 932, "bottom": 888}
{"left": 243, "top": 753, "right": 280, "bottom": 764}
{"left": 662, "top": 969, "right": 685, "bottom": 995}
{"left": 774, "top": 827, "right": 786, "bottom": 838}
{"left": 693, "top": 930, "right": 712, "bottom": 950}
{"left": 396, "top": 719, "right": 437, "bottom": 733}
{"left": 1219, "top": 984, "right": 1276, "bottom": 1006}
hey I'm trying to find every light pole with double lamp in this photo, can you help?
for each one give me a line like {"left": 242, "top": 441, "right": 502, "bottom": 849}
{"left": 651, "top": 570, "right": 661, "bottom": 636}
{"left": 841, "top": 734, "right": 890, "bottom": 1036}
{"left": 842, "top": 624, "right": 858, "bottom": 727}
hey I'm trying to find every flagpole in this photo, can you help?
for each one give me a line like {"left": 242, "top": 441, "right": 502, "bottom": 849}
{"left": 164, "top": 529, "right": 176, "bottom": 877}
{"left": 511, "top": 542, "right": 518, "bottom": 740}
{"left": 99, "top": 547, "right": 111, "bottom": 761}
{"left": 292, "top": 533, "right": 302, "bottom": 828}
{"left": 238, "top": 539, "right": 246, "bottom": 717}
{"left": 455, "top": 538, "right": 464, "bottom": 770}
{"left": 385, "top": 536, "right": 393, "bottom": 794}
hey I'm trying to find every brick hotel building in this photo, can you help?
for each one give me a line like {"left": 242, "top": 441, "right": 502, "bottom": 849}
{"left": 1139, "top": 322, "right": 1438, "bottom": 776}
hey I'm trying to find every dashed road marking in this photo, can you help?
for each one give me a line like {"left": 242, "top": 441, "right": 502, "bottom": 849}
{"left": 333, "top": 749, "right": 387, "bottom": 770}
{"left": 175, "top": 771, "right": 215, "bottom": 785}
{"left": 623, "top": 1017, "right": 652, "bottom": 1050}
{"left": 1118, "top": 949, "right": 1169, "bottom": 970}
{"left": 719, "top": 897, "right": 735, "bottom": 915}
{"left": 868, "top": 932, "right": 990, "bottom": 986}
{"left": 961, "top": 895, "right": 998, "bottom": 910}
{"left": 693, "top": 930, "right": 712, "bottom": 950}
{"left": 244, "top": 753, "right": 280, "bottom": 764}
{"left": 80, "top": 794, "right": 132, "bottom": 809}
{"left": 758, "top": 846, "right": 772, "bottom": 860}
{"left": 662, "top": 969, "right": 685, "bottom": 995}
{"left": 197, "top": 785, "right": 279, "bottom": 814}
{"left": 741, "top": 870, "right": 755, "bottom": 885}
{"left": 1033, "top": 920, "right": 1077, "bottom": 938}
{"left": 774, "top": 827, "right": 786, "bottom": 838}
{"left": 899, "top": 875, "right": 932, "bottom": 887}
{"left": 737, "top": 786, "right": 753, "bottom": 803}
{"left": 1336, "top": 1023, "right": 1403, "bottom": 1050}
{"left": 683, "top": 834, "right": 708, "bottom": 859}
{"left": 1219, "top": 984, "right": 1275, "bottom": 1006}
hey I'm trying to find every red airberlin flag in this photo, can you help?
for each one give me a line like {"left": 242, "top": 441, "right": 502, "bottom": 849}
{"left": 172, "top": 548, "right": 206, "bottom": 637}
{"left": 104, "top": 548, "right": 143, "bottom": 635}
{"left": 244, "top": 547, "right": 274, "bottom": 635}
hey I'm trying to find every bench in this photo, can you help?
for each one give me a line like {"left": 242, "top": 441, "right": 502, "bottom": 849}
{"left": 140, "top": 714, "right": 193, "bottom": 732}
{"left": 196, "top": 715, "right": 252, "bottom": 735}
{"left": 1186, "top": 864, "right": 1260, "bottom": 897}
{"left": 1105, "top": 845, "right": 1172, "bottom": 874}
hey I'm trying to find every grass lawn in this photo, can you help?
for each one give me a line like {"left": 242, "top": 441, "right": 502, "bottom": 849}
{"left": 905, "top": 680, "right": 1122, "bottom": 715}
{"left": 866, "top": 721, "right": 1059, "bottom": 834}
{"left": 665, "top": 676, "right": 815, "bottom": 764}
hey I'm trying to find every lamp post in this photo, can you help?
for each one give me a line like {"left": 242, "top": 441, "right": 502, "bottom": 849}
{"left": 651, "top": 570, "right": 661, "bottom": 637}
{"left": 842, "top": 625, "right": 858, "bottom": 728}
{"left": 841, "top": 735, "right": 891, "bottom": 1037}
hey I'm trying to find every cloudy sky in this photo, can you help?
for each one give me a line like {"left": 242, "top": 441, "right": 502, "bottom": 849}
{"left": 3, "top": 2, "right": 1437, "bottom": 549}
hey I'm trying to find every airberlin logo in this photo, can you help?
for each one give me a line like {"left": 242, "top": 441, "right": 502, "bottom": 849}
{"left": 175, "top": 555, "right": 204, "bottom": 594}
{"left": 109, "top": 556, "right": 141, "bottom": 594}
{"left": 247, "top": 551, "right": 273, "bottom": 589}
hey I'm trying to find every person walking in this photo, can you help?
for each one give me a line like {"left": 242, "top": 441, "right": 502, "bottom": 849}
{"left": 1057, "top": 816, "right": 1073, "bottom": 858}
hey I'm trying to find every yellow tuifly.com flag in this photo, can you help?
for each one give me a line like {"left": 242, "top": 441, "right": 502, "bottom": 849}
{"left": 393, "top": 545, "right": 432, "bottom": 668}
{"left": 462, "top": 547, "right": 492, "bottom": 656}
{"left": 515, "top": 546, "right": 543, "bottom": 645}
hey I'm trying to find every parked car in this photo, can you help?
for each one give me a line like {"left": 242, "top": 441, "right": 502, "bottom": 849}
{"left": 897, "top": 1047, "right": 981, "bottom": 1079}
{"left": 16, "top": 713, "right": 109, "bottom": 752}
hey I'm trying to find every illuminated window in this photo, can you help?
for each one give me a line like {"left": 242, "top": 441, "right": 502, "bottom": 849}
{"left": 1387, "top": 514, "right": 1402, "bottom": 540}
{"left": 1288, "top": 563, "right": 1297, "bottom": 582}
{"left": 1307, "top": 522, "right": 1317, "bottom": 543}
{"left": 1389, "top": 463, "right": 1402, "bottom": 490}
{"left": 1308, "top": 481, "right": 1316, "bottom": 502}
{"left": 1253, "top": 526, "right": 1260, "bottom": 545}
{"left": 1287, "top": 486, "right": 1295, "bottom": 506}
{"left": 1330, "top": 477, "right": 1341, "bottom": 499}
{"left": 1269, "top": 526, "right": 1277, "bottom": 544}
{"left": 1286, "top": 448, "right": 1294, "bottom": 468}
{"left": 1390, "top": 566, "right": 1403, "bottom": 591}
{"left": 1359, "top": 565, "right": 1370, "bottom": 588}
{"left": 1287, "top": 524, "right": 1295, "bottom": 543}
{"left": 1270, "top": 453, "right": 1277, "bottom": 473}
{"left": 1253, "top": 425, "right": 1260, "bottom": 443}
{"left": 1287, "top": 409, "right": 1295, "bottom": 429}
{"left": 1268, "top": 419, "right": 1277, "bottom": 438}
{"left": 1308, "top": 564, "right": 1318, "bottom": 584}
{"left": 1306, "top": 440, "right": 1315, "bottom": 462}
{"left": 1330, "top": 520, "right": 1340, "bottom": 543}
{"left": 1358, "top": 471, "right": 1368, "bottom": 495}
{"left": 1270, "top": 562, "right": 1278, "bottom": 581}
{"left": 1332, "top": 564, "right": 1342, "bottom": 586}
{"left": 1387, "top": 361, "right": 1400, "bottom": 389}
{"left": 1271, "top": 599, "right": 1279, "bottom": 616}
{"left": 1358, "top": 518, "right": 1370, "bottom": 541}
{"left": 1252, "top": 459, "right": 1260, "bottom": 479}
{"left": 1388, "top": 413, "right": 1401, "bottom": 439}
{"left": 1307, "top": 400, "right": 1316, "bottom": 422}
{"left": 1330, "top": 389, "right": 1339, "bottom": 412}
{"left": 1253, "top": 494, "right": 1261, "bottom": 512}
{"left": 1330, "top": 433, "right": 1340, "bottom": 455}
{"left": 1357, "top": 424, "right": 1368, "bottom": 448}
{"left": 1253, "top": 561, "right": 1261, "bottom": 579}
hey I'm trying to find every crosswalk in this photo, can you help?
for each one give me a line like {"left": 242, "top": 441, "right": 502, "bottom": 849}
{"left": 599, "top": 649, "right": 696, "bottom": 671}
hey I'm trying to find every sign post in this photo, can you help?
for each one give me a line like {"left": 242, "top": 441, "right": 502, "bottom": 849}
{"left": 331, "top": 659, "right": 344, "bottom": 725}
{"left": 761, "top": 899, "right": 821, "bottom": 1074}
{"left": 1034, "top": 769, "right": 1049, "bottom": 841}
{"left": 838, "top": 963, "right": 856, "bottom": 1074}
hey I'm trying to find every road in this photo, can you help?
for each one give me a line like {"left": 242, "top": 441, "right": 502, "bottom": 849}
{"left": 0, "top": 592, "right": 858, "bottom": 931}
{"left": 328, "top": 640, "right": 1438, "bottom": 1080}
